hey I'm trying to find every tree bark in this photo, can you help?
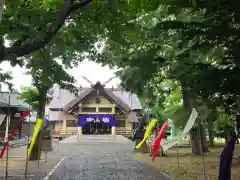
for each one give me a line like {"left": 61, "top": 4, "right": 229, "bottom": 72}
{"left": 134, "top": 139, "right": 148, "bottom": 153}
{"left": 208, "top": 119, "right": 215, "bottom": 147}
{"left": 158, "top": 145, "right": 167, "bottom": 156}
{"left": 181, "top": 78, "right": 204, "bottom": 154}
{"left": 29, "top": 131, "right": 42, "bottom": 161}
{"left": 190, "top": 128, "right": 201, "bottom": 155}
{"left": 29, "top": 88, "right": 47, "bottom": 161}
{"left": 200, "top": 124, "right": 209, "bottom": 153}
{"left": 223, "top": 125, "right": 230, "bottom": 144}
{"left": 180, "top": 77, "right": 209, "bottom": 155}
{"left": 190, "top": 125, "right": 208, "bottom": 155}
{"left": 207, "top": 103, "right": 217, "bottom": 147}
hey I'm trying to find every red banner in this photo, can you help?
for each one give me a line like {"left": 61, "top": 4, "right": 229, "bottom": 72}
{"left": 0, "top": 111, "right": 30, "bottom": 158}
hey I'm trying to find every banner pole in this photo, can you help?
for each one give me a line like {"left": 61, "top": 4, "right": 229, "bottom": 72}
{"left": 24, "top": 106, "right": 31, "bottom": 177}
{"left": 4, "top": 91, "right": 10, "bottom": 180}
{"left": 176, "top": 142, "right": 180, "bottom": 173}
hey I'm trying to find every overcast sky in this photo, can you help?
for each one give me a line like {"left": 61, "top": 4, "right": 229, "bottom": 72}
{"left": 0, "top": 59, "right": 121, "bottom": 92}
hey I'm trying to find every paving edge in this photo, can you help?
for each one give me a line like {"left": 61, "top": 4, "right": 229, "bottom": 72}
{"left": 135, "top": 159, "right": 173, "bottom": 180}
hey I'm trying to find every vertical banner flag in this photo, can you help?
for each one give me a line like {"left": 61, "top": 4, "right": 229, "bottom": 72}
{"left": 43, "top": 118, "right": 49, "bottom": 129}
{"left": 0, "top": 110, "right": 30, "bottom": 158}
{"left": 135, "top": 118, "right": 158, "bottom": 149}
{"left": 152, "top": 121, "right": 169, "bottom": 161}
{"left": 27, "top": 119, "right": 43, "bottom": 157}
{"left": 218, "top": 115, "right": 240, "bottom": 180}
{"left": 161, "top": 108, "right": 198, "bottom": 151}
{"left": 218, "top": 133, "right": 236, "bottom": 180}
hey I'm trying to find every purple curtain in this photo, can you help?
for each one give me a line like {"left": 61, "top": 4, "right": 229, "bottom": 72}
{"left": 78, "top": 114, "right": 97, "bottom": 127}
{"left": 78, "top": 114, "right": 117, "bottom": 127}
{"left": 98, "top": 114, "right": 117, "bottom": 126}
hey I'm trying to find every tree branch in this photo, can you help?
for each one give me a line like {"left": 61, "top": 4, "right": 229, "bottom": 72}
{"left": 70, "top": 0, "right": 93, "bottom": 11}
{"left": 11, "top": 33, "right": 29, "bottom": 47}
{"left": 3, "top": 0, "right": 93, "bottom": 61}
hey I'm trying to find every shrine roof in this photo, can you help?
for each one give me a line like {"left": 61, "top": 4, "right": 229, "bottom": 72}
{"left": 47, "top": 83, "right": 142, "bottom": 113}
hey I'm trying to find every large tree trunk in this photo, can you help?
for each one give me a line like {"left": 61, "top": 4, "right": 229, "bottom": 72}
{"left": 158, "top": 145, "right": 167, "bottom": 156}
{"left": 223, "top": 125, "right": 230, "bottom": 144}
{"left": 190, "top": 128, "right": 201, "bottom": 155}
{"left": 29, "top": 131, "right": 43, "bottom": 160}
{"left": 208, "top": 119, "right": 214, "bottom": 147}
{"left": 134, "top": 139, "right": 148, "bottom": 153}
{"left": 207, "top": 104, "right": 216, "bottom": 147}
{"left": 29, "top": 88, "right": 47, "bottom": 161}
{"left": 190, "top": 125, "right": 208, "bottom": 155}
{"left": 180, "top": 77, "right": 208, "bottom": 155}
{"left": 200, "top": 124, "right": 209, "bottom": 153}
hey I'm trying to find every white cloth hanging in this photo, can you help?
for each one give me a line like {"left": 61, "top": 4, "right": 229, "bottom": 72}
{"left": 161, "top": 108, "right": 199, "bottom": 151}
{"left": 0, "top": 114, "right": 6, "bottom": 126}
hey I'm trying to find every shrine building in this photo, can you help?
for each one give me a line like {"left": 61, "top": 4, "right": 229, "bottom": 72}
{"left": 47, "top": 82, "right": 141, "bottom": 138}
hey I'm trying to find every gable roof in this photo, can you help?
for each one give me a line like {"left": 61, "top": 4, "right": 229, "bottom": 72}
{"left": 62, "top": 82, "right": 131, "bottom": 113}
{"left": 47, "top": 84, "right": 142, "bottom": 113}
{"left": 0, "top": 92, "right": 29, "bottom": 111}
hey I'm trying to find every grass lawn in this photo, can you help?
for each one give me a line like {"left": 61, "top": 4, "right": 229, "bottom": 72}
{"left": 133, "top": 144, "right": 240, "bottom": 180}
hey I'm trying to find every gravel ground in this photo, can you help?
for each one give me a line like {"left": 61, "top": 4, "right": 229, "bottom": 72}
{"left": 1, "top": 135, "right": 171, "bottom": 180}
{"left": 49, "top": 135, "right": 171, "bottom": 180}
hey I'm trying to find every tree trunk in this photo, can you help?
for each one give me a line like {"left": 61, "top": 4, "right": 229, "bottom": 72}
{"left": 223, "top": 125, "right": 230, "bottom": 144}
{"left": 29, "top": 131, "right": 42, "bottom": 160}
{"left": 134, "top": 139, "right": 148, "bottom": 153}
{"left": 190, "top": 128, "right": 201, "bottom": 155}
{"left": 200, "top": 124, "right": 209, "bottom": 153}
{"left": 158, "top": 145, "right": 167, "bottom": 156}
{"left": 190, "top": 125, "right": 208, "bottom": 155}
{"left": 180, "top": 77, "right": 209, "bottom": 155}
{"left": 208, "top": 119, "right": 215, "bottom": 147}
{"left": 29, "top": 88, "right": 47, "bottom": 161}
{"left": 207, "top": 104, "right": 216, "bottom": 147}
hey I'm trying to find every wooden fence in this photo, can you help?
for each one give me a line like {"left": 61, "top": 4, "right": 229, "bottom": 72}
{"left": 51, "top": 129, "right": 133, "bottom": 138}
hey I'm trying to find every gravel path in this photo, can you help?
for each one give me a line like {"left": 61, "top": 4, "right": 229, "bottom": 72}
{"left": 0, "top": 135, "right": 171, "bottom": 180}
{"left": 49, "top": 135, "right": 171, "bottom": 180}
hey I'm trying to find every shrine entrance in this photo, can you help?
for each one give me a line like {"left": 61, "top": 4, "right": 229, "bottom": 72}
{"left": 82, "top": 118, "right": 111, "bottom": 135}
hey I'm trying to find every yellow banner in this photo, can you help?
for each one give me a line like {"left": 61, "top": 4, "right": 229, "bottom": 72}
{"left": 27, "top": 119, "right": 43, "bottom": 157}
{"left": 135, "top": 119, "right": 158, "bottom": 149}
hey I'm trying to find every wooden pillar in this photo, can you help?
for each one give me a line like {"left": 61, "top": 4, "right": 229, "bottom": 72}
{"left": 18, "top": 119, "right": 22, "bottom": 138}
{"left": 111, "top": 126, "right": 116, "bottom": 135}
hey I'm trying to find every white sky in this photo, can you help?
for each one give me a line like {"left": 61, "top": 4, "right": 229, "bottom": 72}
{"left": 0, "top": 60, "right": 121, "bottom": 91}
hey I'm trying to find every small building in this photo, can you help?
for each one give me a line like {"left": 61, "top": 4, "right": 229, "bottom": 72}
{"left": 47, "top": 82, "right": 141, "bottom": 138}
{"left": 0, "top": 91, "right": 29, "bottom": 140}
